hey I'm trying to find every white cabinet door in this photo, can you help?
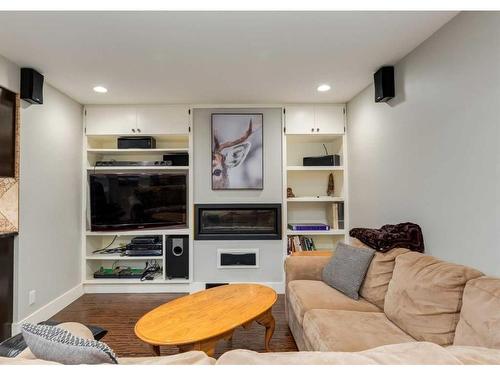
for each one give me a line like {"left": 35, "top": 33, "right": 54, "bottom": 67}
{"left": 136, "top": 105, "right": 189, "bottom": 135}
{"left": 85, "top": 105, "right": 137, "bottom": 135}
{"left": 314, "top": 104, "right": 345, "bottom": 134}
{"left": 285, "top": 104, "right": 345, "bottom": 134}
{"left": 285, "top": 105, "right": 315, "bottom": 134}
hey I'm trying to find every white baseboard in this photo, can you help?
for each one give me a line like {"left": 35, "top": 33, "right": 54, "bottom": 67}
{"left": 11, "top": 284, "right": 84, "bottom": 335}
{"left": 190, "top": 281, "right": 285, "bottom": 294}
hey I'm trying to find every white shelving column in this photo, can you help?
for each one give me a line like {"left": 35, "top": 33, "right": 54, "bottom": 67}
{"left": 81, "top": 105, "right": 193, "bottom": 293}
{"left": 283, "top": 104, "right": 348, "bottom": 255}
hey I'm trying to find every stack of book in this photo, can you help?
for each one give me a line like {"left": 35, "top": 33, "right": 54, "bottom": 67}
{"left": 287, "top": 236, "right": 317, "bottom": 254}
{"left": 331, "top": 202, "right": 345, "bottom": 230}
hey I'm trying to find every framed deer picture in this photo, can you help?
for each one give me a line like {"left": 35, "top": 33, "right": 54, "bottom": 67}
{"left": 211, "top": 113, "right": 263, "bottom": 190}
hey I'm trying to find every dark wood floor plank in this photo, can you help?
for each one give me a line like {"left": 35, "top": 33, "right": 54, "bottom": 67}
{"left": 51, "top": 293, "right": 298, "bottom": 358}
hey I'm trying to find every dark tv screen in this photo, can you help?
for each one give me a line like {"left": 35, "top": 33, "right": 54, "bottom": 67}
{"left": 0, "top": 87, "right": 16, "bottom": 177}
{"left": 90, "top": 173, "right": 187, "bottom": 231}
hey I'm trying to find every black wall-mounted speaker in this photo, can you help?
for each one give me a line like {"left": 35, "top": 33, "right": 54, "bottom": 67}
{"left": 374, "top": 66, "right": 394, "bottom": 103}
{"left": 20, "top": 68, "right": 44, "bottom": 104}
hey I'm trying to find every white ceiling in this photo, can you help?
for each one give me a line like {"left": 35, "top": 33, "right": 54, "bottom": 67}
{"left": 0, "top": 11, "right": 457, "bottom": 105}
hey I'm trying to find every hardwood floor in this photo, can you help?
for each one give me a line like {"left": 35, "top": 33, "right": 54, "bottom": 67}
{"left": 51, "top": 293, "right": 298, "bottom": 358}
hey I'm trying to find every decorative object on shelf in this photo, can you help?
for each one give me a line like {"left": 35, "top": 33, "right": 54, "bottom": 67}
{"left": 327, "top": 172, "right": 335, "bottom": 196}
{"left": 211, "top": 113, "right": 263, "bottom": 190}
{"left": 349, "top": 222, "right": 425, "bottom": 253}
{"left": 287, "top": 187, "right": 295, "bottom": 198}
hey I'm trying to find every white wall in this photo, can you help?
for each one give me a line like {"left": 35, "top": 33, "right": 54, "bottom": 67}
{"left": 0, "top": 54, "right": 83, "bottom": 324}
{"left": 0, "top": 54, "right": 19, "bottom": 93}
{"left": 347, "top": 12, "right": 500, "bottom": 275}
{"left": 17, "top": 84, "right": 83, "bottom": 321}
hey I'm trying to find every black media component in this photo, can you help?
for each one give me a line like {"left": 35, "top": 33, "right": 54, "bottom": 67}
{"left": 303, "top": 154, "right": 340, "bottom": 166}
{"left": 374, "top": 66, "right": 395, "bottom": 102}
{"left": 89, "top": 173, "right": 187, "bottom": 231}
{"left": 95, "top": 160, "right": 172, "bottom": 167}
{"left": 166, "top": 236, "right": 189, "bottom": 279}
{"left": 130, "top": 236, "right": 161, "bottom": 245}
{"left": 163, "top": 153, "right": 189, "bottom": 166}
{"left": 20, "top": 68, "right": 44, "bottom": 104}
{"left": 117, "top": 136, "right": 156, "bottom": 149}
{"left": 220, "top": 253, "right": 256, "bottom": 266}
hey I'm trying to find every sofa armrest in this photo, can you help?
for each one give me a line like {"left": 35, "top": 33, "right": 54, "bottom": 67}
{"left": 285, "top": 255, "right": 332, "bottom": 285}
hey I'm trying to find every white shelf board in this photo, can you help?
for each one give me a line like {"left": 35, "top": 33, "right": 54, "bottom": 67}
{"left": 83, "top": 278, "right": 178, "bottom": 285}
{"left": 86, "top": 255, "right": 163, "bottom": 261}
{"left": 87, "top": 148, "right": 188, "bottom": 154}
{"left": 287, "top": 166, "right": 343, "bottom": 171}
{"left": 287, "top": 229, "right": 345, "bottom": 236}
{"left": 287, "top": 196, "right": 344, "bottom": 202}
{"left": 87, "top": 166, "right": 189, "bottom": 171}
{"left": 86, "top": 228, "right": 190, "bottom": 236}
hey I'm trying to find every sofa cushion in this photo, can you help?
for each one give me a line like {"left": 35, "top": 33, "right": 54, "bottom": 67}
{"left": 384, "top": 252, "right": 483, "bottom": 345}
{"left": 216, "top": 342, "right": 462, "bottom": 365}
{"left": 287, "top": 280, "right": 380, "bottom": 324}
{"left": 359, "top": 247, "right": 409, "bottom": 309}
{"left": 453, "top": 277, "right": 500, "bottom": 349}
{"left": 302, "top": 310, "right": 415, "bottom": 352}
{"left": 322, "top": 242, "right": 375, "bottom": 299}
{"left": 445, "top": 346, "right": 500, "bottom": 365}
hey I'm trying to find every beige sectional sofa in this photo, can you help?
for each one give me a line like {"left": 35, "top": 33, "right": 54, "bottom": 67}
{"left": 285, "top": 241, "right": 500, "bottom": 356}
{"left": 2, "top": 244, "right": 500, "bottom": 364}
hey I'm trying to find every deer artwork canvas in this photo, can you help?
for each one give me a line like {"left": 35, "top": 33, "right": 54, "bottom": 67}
{"left": 211, "top": 113, "right": 263, "bottom": 190}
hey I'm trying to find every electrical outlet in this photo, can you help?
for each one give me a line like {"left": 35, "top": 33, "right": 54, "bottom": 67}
{"left": 29, "top": 290, "right": 36, "bottom": 305}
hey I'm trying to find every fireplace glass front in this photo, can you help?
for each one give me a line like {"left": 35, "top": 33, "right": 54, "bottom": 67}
{"left": 195, "top": 204, "right": 281, "bottom": 240}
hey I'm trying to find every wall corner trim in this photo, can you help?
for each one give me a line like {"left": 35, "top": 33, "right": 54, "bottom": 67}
{"left": 11, "top": 284, "right": 84, "bottom": 335}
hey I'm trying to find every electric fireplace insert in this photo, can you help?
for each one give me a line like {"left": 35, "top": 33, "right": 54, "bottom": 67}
{"left": 195, "top": 204, "right": 281, "bottom": 240}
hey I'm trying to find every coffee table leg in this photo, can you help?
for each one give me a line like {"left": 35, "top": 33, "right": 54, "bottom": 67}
{"left": 178, "top": 340, "right": 217, "bottom": 358}
{"left": 151, "top": 345, "right": 160, "bottom": 356}
{"left": 256, "top": 308, "right": 275, "bottom": 351}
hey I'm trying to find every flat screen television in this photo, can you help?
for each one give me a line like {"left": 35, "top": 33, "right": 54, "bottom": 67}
{"left": 0, "top": 87, "right": 16, "bottom": 177}
{"left": 89, "top": 173, "right": 187, "bottom": 231}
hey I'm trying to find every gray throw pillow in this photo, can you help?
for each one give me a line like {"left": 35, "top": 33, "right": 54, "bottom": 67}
{"left": 22, "top": 323, "right": 117, "bottom": 364}
{"left": 322, "top": 242, "right": 375, "bottom": 300}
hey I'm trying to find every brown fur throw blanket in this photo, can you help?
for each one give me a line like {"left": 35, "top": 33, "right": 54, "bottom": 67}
{"left": 349, "top": 222, "right": 424, "bottom": 252}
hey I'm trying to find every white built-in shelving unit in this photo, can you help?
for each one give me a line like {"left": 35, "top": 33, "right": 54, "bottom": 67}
{"left": 81, "top": 105, "right": 194, "bottom": 292}
{"left": 80, "top": 103, "right": 347, "bottom": 293}
{"left": 282, "top": 104, "right": 348, "bottom": 254}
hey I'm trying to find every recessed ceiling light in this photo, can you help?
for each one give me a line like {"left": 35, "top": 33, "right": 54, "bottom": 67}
{"left": 317, "top": 84, "right": 331, "bottom": 92}
{"left": 93, "top": 86, "right": 108, "bottom": 93}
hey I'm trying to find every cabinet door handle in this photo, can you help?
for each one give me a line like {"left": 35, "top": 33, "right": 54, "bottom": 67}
{"left": 311, "top": 128, "right": 315, "bottom": 132}
{"left": 316, "top": 128, "right": 320, "bottom": 132}
{"left": 137, "top": 128, "right": 141, "bottom": 133}
{"left": 132, "top": 128, "right": 136, "bottom": 133}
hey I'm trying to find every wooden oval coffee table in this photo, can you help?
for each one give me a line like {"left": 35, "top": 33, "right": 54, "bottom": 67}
{"left": 135, "top": 284, "right": 277, "bottom": 356}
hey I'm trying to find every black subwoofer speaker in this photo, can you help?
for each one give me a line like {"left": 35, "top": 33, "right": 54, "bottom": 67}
{"left": 166, "top": 236, "right": 189, "bottom": 279}
{"left": 374, "top": 66, "right": 395, "bottom": 103}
